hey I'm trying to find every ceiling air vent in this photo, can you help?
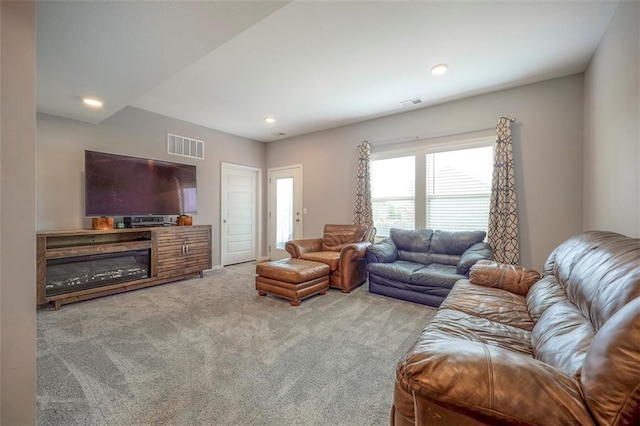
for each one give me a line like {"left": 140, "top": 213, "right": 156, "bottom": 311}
{"left": 271, "top": 132, "right": 286, "bottom": 137}
{"left": 401, "top": 98, "right": 423, "bottom": 107}
{"left": 167, "top": 133, "right": 204, "bottom": 160}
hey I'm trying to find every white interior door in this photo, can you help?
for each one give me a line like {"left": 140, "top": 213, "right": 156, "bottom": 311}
{"left": 221, "top": 163, "right": 260, "bottom": 266}
{"left": 268, "top": 165, "right": 302, "bottom": 260}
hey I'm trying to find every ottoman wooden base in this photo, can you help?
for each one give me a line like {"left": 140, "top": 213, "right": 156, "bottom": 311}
{"left": 255, "top": 259, "right": 330, "bottom": 306}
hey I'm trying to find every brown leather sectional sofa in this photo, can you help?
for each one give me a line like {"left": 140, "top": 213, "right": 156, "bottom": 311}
{"left": 392, "top": 231, "right": 640, "bottom": 425}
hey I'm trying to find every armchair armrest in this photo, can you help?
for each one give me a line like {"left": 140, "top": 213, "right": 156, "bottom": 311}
{"left": 468, "top": 260, "right": 541, "bottom": 296}
{"left": 285, "top": 238, "right": 322, "bottom": 258}
{"left": 365, "top": 238, "right": 398, "bottom": 264}
{"left": 397, "top": 339, "right": 594, "bottom": 425}
{"left": 339, "top": 241, "right": 371, "bottom": 270}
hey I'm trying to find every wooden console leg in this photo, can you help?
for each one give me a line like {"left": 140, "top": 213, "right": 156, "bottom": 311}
{"left": 53, "top": 300, "right": 62, "bottom": 310}
{"left": 341, "top": 289, "right": 351, "bottom": 294}
{"left": 258, "top": 291, "right": 267, "bottom": 297}
{"left": 291, "top": 300, "right": 301, "bottom": 306}
{"left": 320, "top": 290, "right": 327, "bottom": 295}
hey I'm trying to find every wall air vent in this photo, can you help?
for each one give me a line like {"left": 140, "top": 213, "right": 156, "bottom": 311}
{"left": 401, "top": 98, "right": 423, "bottom": 107}
{"left": 167, "top": 133, "right": 204, "bottom": 160}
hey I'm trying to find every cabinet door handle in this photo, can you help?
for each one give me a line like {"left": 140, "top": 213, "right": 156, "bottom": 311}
{"left": 186, "top": 244, "right": 190, "bottom": 254}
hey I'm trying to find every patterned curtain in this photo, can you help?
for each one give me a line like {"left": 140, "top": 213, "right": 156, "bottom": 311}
{"left": 353, "top": 141, "right": 373, "bottom": 227}
{"left": 488, "top": 117, "right": 519, "bottom": 264}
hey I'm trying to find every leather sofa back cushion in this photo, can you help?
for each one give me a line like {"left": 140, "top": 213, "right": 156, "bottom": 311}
{"left": 532, "top": 299, "right": 595, "bottom": 377}
{"left": 390, "top": 228, "right": 432, "bottom": 252}
{"left": 552, "top": 232, "right": 640, "bottom": 329}
{"left": 321, "top": 224, "right": 368, "bottom": 252}
{"left": 581, "top": 297, "right": 640, "bottom": 426}
{"left": 430, "top": 230, "right": 486, "bottom": 255}
{"left": 527, "top": 275, "right": 568, "bottom": 321}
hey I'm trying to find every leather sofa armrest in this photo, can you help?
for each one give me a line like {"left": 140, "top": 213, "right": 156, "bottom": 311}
{"left": 365, "top": 238, "right": 398, "bottom": 263}
{"left": 456, "top": 242, "right": 493, "bottom": 274}
{"left": 285, "top": 238, "right": 323, "bottom": 258}
{"left": 468, "top": 260, "right": 541, "bottom": 296}
{"left": 397, "top": 340, "right": 595, "bottom": 425}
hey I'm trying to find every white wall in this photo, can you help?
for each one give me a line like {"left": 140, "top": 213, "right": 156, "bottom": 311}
{"left": 1, "top": 1, "right": 37, "bottom": 424}
{"left": 268, "top": 75, "right": 585, "bottom": 270}
{"left": 36, "top": 107, "right": 267, "bottom": 266}
{"left": 583, "top": 0, "right": 639, "bottom": 236}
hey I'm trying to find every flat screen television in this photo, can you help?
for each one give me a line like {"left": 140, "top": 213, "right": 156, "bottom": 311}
{"left": 85, "top": 150, "right": 197, "bottom": 216}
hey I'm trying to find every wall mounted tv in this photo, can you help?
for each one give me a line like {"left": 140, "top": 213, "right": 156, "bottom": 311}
{"left": 85, "top": 150, "right": 197, "bottom": 216}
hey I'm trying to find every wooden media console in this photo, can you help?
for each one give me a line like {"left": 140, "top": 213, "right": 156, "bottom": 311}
{"left": 37, "top": 225, "right": 212, "bottom": 309}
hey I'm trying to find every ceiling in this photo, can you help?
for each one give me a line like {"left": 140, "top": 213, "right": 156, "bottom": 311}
{"left": 36, "top": 0, "right": 618, "bottom": 142}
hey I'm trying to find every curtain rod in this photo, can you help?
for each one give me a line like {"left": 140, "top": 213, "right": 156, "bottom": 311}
{"left": 361, "top": 116, "right": 517, "bottom": 147}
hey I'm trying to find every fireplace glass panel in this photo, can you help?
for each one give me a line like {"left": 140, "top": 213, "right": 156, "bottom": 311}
{"left": 46, "top": 249, "right": 150, "bottom": 296}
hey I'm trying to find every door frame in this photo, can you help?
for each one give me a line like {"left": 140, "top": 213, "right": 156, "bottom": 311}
{"left": 220, "top": 162, "right": 262, "bottom": 267}
{"left": 267, "top": 164, "right": 303, "bottom": 260}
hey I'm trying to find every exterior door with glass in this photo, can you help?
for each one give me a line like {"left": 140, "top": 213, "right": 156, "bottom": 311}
{"left": 268, "top": 166, "right": 302, "bottom": 259}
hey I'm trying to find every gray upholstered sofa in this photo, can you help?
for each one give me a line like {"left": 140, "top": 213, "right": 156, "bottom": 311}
{"left": 366, "top": 228, "right": 492, "bottom": 307}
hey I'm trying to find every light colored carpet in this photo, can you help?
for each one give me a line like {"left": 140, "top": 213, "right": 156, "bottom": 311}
{"left": 37, "top": 262, "right": 436, "bottom": 425}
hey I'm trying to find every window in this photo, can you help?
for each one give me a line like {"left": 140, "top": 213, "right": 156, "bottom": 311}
{"left": 426, "top": 146, "right": 493, "bottom": 233}
{"left": 371, "top": 138, "right": 493, "bottom": 238}
{"left": 371, "top": 156, "right": 415, "bottom": 237}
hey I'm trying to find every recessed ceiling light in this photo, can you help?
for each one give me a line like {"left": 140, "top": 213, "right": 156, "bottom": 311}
{"left": 82, "top": 97, "right": 103, "bottom": 108}
{"left": 431, "top": 64, "right": 448, "bottom": 76}
{"left": 264, "top": 117, "right": 275, "bottom": 123}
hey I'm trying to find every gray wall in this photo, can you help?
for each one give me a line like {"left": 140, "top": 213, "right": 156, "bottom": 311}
{"left": 1, "top": 1, "right": 37, "bottom": 424}
{"left": 36, "top": 107, "right": 267, "bottom": 266}
{"left": 583, "top": 0, "right": 639, "bottom": 236}
{"left": 268, "top": 75, "right": 585, "bottom": 270}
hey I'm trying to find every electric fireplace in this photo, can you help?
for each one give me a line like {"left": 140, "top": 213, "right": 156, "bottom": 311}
{"left": 45, "top": 249, "right": 151, "bottom": 297}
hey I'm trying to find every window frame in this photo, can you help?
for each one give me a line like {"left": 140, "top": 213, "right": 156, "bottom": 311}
{"left": 371, "top": 136, "right": 494, "bottom": 237}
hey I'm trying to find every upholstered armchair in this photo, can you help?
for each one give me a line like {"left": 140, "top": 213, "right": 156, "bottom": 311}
{"left": 285, "top": 224, "right": 373, "bottom": 293}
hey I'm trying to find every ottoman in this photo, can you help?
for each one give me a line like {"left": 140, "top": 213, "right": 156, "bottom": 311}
{"left": 255, "top": 258, "right": 330, "bottom": 306}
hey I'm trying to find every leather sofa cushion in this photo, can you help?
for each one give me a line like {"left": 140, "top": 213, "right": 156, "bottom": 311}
{"left": 410, "top": 264, "right": 464, "bottom": 289}
{"left": 532, "top": 299, "right": 595, "bottom": 378}
{"left": 441, "top": 280, "right": 534, "bottom": 331}
{"left": 553, "top": 231, "right": 640, "bottom": 329}
{"left": 321, "top": 224, "right": 368, "bottom": 252}
{"left": 367, "top": 260, "right": 424, "bottom": 283}
{"left": 390, "top": 228, "right": 432, "bottom": 252}
{"left": 425, "top": 252, "right": 459, "bottom": 266}
{"left": 527, "top": 275, "right": 568, "bottom": 321}
{"left": 415, "top": 308, "right": 534, "bottom": 357}
{"left": 299, "top": 251, "right": 340, "bottom": 271}
{"left": 430, "top": 230, "right": 486, "bottom": 255}
{"left": 397, "top": 249, "right": 430, "bottom": 265}
{"left": 397, "top": 322, "right": 595, "bottom": 426}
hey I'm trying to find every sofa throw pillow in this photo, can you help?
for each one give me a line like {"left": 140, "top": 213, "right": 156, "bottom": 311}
{"left": 469, "top": 260, "right": 542, "bottom": 296}
{"left": 456, "top": 242, "right": 493, "bottom": 274}
{"left": 390, "top": 228, "right": 432, "bottom": 252}
{"left": 430, "top": 230, "right": 486, "bottom": 255}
